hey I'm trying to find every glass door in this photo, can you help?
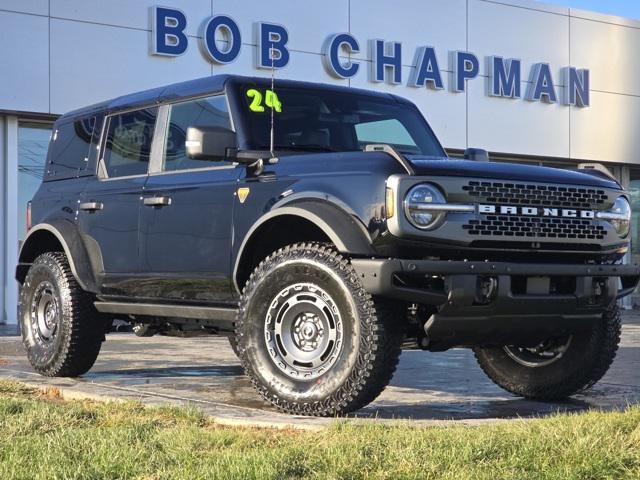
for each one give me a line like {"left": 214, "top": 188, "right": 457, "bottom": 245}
{"left": 18, "top": 122, "right": 52, "bottom": 245}
{"left": 627, "top": 174, "right": 640, "bottom": 307}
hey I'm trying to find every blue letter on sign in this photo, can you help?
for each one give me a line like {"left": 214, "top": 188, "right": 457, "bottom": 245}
{"left": 322, "top": 33, "right": 360, "bottom": 79}
{"left": 408, "top": 46, "right": 443, "bottom": 89}
{"left": 452, "top": 51, "right": 479, "bottom": 92}
{"left": 201, "top": 15, "right": 241, "bottom": 64}
{"left": 256, "top": 22, "right": 290, "bottom": 69}
{"left": 370, "top": 40, "right": 402, "bottom": 84}
{"left": 563, "top": 67, "right": 590, "bottom": 107}
{"left": 488, "top": 56, "right": 521, "bottom": 98}
{"left": 150, "top": 6, "right": 188, "bottom": 56}
{"left": 527, "top": 63, "right": 557, "bottom": 103}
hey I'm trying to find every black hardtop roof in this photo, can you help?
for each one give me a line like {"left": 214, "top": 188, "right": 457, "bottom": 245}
{"left": 59, "top": 74, "right": 406, "bottom": 123}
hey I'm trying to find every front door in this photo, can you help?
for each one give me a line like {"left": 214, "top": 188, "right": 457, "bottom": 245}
{"left": 78, "top": 107, "right": 157, "bottom": 296}
{"left": 137, "top": 94, "right": 240, "bottom": 303}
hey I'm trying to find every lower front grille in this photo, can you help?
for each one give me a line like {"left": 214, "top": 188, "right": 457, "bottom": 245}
{"left": 468, "top": 241, "right": 603, "bottom": 252}
{"left": 463, "top": 215, "right": 606, "bottom": 240}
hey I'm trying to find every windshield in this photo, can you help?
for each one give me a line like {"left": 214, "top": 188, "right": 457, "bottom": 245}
{"left": 232, "top": 83, "right": 445, "bottom": 156}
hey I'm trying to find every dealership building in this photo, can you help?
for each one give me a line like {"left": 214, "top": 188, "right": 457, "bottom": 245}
{"left": 1, "top": 0, "right": 640, "bottom": 324}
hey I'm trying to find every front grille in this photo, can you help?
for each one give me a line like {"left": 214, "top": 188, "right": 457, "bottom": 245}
{"left": 462, "top": 181, "right": 608, "bottom": 209}
{"left": 463, "top": 215, "right": 606, "bottom": 240}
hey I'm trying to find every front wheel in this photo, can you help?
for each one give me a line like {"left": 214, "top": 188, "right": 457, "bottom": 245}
{"left": 19, "top": 252, "right": 104, "bottom": 377}
{"left": 474, "top": 304, "right": 621, "bottom": 400}
{"left": 235, "top": 243, "right": 404, "bottom": 416}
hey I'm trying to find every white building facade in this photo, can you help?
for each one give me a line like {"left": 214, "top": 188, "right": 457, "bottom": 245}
{"left": 1, "top": 0, "right": 640, "bottom": 323}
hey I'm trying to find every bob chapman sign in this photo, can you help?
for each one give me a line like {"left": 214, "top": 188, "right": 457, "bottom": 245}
{"left": 150, "top": 6, "right": 590, "bottom": 107}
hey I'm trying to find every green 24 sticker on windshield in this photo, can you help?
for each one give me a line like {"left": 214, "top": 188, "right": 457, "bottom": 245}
{"left": 246, "top": 89, "right": 282, "bottom": 113}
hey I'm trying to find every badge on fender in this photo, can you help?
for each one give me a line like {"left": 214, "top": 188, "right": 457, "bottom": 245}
{"left": 237, "top": 187, "right": 250, "bottom": 204}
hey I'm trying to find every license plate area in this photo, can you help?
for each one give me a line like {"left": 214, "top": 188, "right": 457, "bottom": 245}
{"left": 512, "top": 276, "right": 577, "bottom": 295}
{"left": 526, "top": 276, "right": 550, "bottom": 294}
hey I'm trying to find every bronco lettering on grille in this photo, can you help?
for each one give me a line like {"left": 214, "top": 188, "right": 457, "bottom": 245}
{"left": 478, "top": 205, "right": 596, "bottom": 219}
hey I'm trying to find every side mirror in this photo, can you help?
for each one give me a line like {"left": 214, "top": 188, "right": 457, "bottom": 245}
{"left": 185, "top": 126, "right": 236, "bottom": 160}
{"left": 463, "top": 148, "right": 489, "bottom": 162}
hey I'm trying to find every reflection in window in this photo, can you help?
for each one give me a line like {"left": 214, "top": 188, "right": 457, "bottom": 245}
{"left": 48, "top": 117, "right": 94, "bottom": 176}
{"left": 163, "top": 95, "right": 232, "bottom": 171}
{"left": 103, "top": 108, "right": 157, "bottom": 178}
{"left": 628, "top": 178, "right": 640, "bottom": 307}
{"left": 238, "top": 84, "right": 444, "bottom": 156}
{"left": 355, "top": 118, "right": 417, "bottom": 150}
{"left": 18, "top": 123, "right": 52, "bottom": 241}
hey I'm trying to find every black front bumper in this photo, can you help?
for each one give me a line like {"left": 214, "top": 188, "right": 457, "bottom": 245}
{"left": 351, "top": 259, "right": 640, "bottom": 349}
{"left": 352, "top": 259, "right": 640, "bottom": 304}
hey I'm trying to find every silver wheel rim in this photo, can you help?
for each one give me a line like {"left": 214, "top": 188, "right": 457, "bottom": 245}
{"left": 504, "top": 336, "right": 573, "bottom": 368}
{"left": 30, "top": 281, "right": 59, "bottom": 344}
{"left": 264, "top": 283, "right": 344, "bottom": 380}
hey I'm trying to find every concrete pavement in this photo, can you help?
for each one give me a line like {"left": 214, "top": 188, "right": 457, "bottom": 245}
{"left": 0, "top": 313, "right": 638, "bottom": 429}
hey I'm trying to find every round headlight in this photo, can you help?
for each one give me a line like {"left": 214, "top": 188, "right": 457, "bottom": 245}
{"left": 609, "top": 196, "right": 631, "bottom": 238}
{"left": 404, "top": 184, "right": 446, "bottom": 230}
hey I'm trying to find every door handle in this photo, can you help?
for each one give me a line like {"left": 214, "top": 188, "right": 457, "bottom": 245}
{"left": 143, "top": 196, "right": 172, "bottom": 207}
{"left": 79, "top": 202, "right": 103, "bottom": 212}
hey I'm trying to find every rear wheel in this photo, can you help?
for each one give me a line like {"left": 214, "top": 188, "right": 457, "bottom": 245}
{"left": 19, "top": 252, "right": 104, "bottom": 377}
{"left": 235, "top": 243, "right": 404, "bottom": 416}
{"left": 474, "top": 304, "right": 621, "bottom": 399}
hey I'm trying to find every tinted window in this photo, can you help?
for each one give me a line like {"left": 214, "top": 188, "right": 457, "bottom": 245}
{"left": 235, "top": 84, "right": 445, "bottom": 156}
{"left": 103, "top": 108, "right": 157, "bottom": 178}
{"left": 47, "top": 117, "right": 94, "bottom": 177}
{"left": 163, "top": 95, "right": 232, "bottom": 171}
{"left": 355, "top": 119, "right": 417, "bottom": 150}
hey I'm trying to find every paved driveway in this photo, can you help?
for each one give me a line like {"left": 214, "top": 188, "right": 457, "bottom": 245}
{"left": 0, "top": 314, "right": 638, "bottom": 428}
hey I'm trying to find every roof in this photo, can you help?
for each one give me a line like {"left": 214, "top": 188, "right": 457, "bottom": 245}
{"left": 60, "top": 74, "right": 401, "bottom": 122}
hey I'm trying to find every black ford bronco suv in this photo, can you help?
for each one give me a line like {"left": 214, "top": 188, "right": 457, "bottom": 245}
{"left": 16, "top": 75, "right": 639, "bottom": 416}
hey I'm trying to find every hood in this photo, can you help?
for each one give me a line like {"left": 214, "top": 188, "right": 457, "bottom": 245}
{"left": 405, "top": 156, "right": 622, "bottom": 190}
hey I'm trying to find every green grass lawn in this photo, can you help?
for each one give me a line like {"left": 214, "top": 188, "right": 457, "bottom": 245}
{"left": 0, "top": 380, "right": 638, "bottom": 479}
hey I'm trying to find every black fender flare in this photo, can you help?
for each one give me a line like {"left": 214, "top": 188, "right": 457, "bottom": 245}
{"left": 233, "top": 201, "right": 375, "bottom": 291}
{"left": 16, "top": 221, "right": 98, "bottom": 293}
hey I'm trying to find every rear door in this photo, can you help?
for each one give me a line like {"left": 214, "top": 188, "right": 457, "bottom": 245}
{"left": 137, "top": 94, "right": 241, "bottom": 303}
{"left": 78, "top": 107, "right": 158, "bottom": 297}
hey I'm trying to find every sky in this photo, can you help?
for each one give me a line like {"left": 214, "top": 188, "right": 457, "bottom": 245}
{"left": 536, "top": 0, "right": 640, "bottom": 20}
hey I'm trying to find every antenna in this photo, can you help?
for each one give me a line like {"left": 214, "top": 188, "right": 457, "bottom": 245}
{"left": 269, "top": 40, "right": 275, "bottom": 158}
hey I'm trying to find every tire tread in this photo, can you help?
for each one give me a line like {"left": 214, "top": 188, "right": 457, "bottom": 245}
{"left": 21, "top": 252, "right": 103, "bottom": 377}
{"left": 235, "top": 242, "right": 404, "bottom": 416}
{"left": 473, "top": 304, "right": 621, "bottom": 400}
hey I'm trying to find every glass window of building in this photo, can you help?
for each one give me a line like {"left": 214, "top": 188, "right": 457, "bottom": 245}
{"left": 628, "top": 177, "right": 640, "bottom": 263}
{"left": 18, "top": 122, "right": 52, "bottom": 242}
{"left": 626, "top": 171, "right": 640, "bottom": 306}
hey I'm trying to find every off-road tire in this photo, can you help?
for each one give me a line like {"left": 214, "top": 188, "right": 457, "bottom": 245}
{"left": 473, "top": 303, "right": 621, "bottom": 400}
{"left": 19, "top": 252, "right": 104, "bottom": 377}
{"left": 235, "top": 243, "right": 404, "bottom": 416}
{"left": 227, "top": 334, "right": 240, "bottom": 357}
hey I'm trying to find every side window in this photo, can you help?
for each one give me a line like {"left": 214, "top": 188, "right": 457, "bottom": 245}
{"left": 102, "top": 108, "right": 157, "bottom": 178}
{"left": 354, "top": 118, "right": 418, "bottom": 152}
{"left": 163, "top": 95, "right": 232, "bottom": 171}
{"left": 47, "top": 117, "right": 95, "bottom": 178}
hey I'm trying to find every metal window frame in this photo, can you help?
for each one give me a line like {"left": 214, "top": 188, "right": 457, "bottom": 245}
{"left": 98, "top": 91, "right": 239, "bottom": 181}
{"left": 148, "top": 93, "right": 238, "bottom": 177}
{"left": 97, "top": 105, "right": 161, "bottom": 182}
